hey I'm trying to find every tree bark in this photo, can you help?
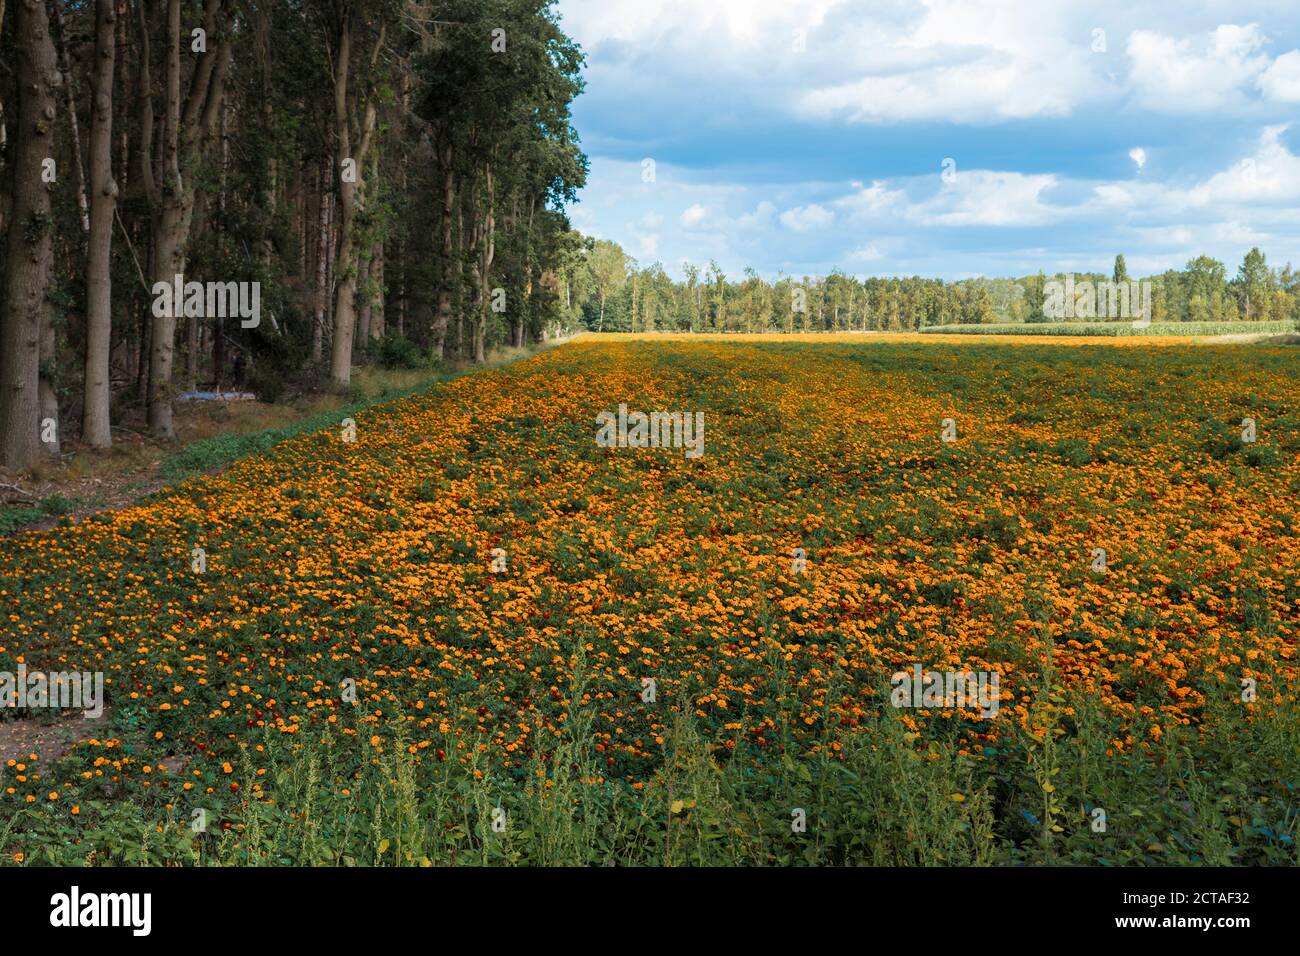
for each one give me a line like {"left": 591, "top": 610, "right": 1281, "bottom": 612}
{"left": 255, "top": 6, "right": 276, "bottom": 262}
{"left": 83, "top": 0, "right": 118, "bottom": 450}
{"left": 370, "top": 240, "right": 385, "bottom": 340}
{"left": 0, "top": 0, "right": 8, "bottom": 158}
{"left": 433, "top": 142, "right": 455, "bottom": 360}
{"left": 470, "top": 164, "right": 494, "bottom": 364}
{"left": 312, "top": 156, "right": 330, "bottom": 363}
{"left": 52, "top": 0, "right": 90, "bottom": 234}
{"left": 115, "top": 0, "right": 129, "bottom": 190}
{"left": 0, "top": 0, "right": 61, "bottom": 471}
{"left": 39, "top": 308, "right": 60, "bottom": 457}
{"left": 140, "top": 0, "right": 230, "bottom": 438}
{"left": 328, "top": 15, "right": 383, "bottom": 389}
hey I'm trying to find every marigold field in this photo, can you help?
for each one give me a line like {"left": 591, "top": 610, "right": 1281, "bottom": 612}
{"left": 2, "top": 335, "right": 1298, "bottom": 866}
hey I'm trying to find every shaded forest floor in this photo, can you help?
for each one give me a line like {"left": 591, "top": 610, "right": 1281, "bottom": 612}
{"left": 0, "top": 342, "right": 555, "bottom": 537}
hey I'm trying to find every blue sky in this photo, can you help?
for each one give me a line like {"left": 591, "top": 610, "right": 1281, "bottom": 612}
{"left": 555, "top": 0, "right": 1300, "bottom": 281}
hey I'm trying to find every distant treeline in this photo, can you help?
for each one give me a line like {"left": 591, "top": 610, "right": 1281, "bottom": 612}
{"left": 558, "top": 244, "right": 1300, "bottom": 333}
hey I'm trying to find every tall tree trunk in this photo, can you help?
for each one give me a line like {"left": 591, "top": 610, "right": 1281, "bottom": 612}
{"left": 328, "top": 15, "right": 383, "bottom": 389}
{"left": 83, "top": 0, "right": 118, "bottom": 450}
{"left": 521, "top": 195, "right": 536, "bottom": 346}
{"left": 358, "top": 237, "right": 383, "bottom": 343}
{"left": 455, "top": 201, "right": 465, "bottom": 359}
{"left": 433, "top": 142, "right": 454, "bottom": 360}
{"left": 38, "top": 309, "right": 60, "bottom": 457}
{"left": 0, "top": 0, "right": 8, "bottom": 158}
{"left": 140, "top": 0, "right": 230, "bottom": 438}
{"left": 52, "top": 0, "right": 90, "bottom": 234}
{"left": 312, "top": 156, "right": 330, "bottom": 363}
{"left": 473, "top": 164, "right": 494, "bottom": 364}
{"left": 0, "top": 0, "right": 60, "bottom": 471}
{"left": 115, "top": 0, "right": 128, "bottom": 190}
{"left": 357, "top": 259, "right": 371, "bottom": 345}
{"left": 370, "top": 240, "right": 385, "bottom": 340}
{"left": 136, "top": 230, "right": 153, "bottom": 405}
{"left": 255, "top": 7, "right": 276, "bottom": 264}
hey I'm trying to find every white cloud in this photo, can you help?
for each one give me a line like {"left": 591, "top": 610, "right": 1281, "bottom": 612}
{"left": 1258, "top": 49, "right": 1300, "bottom": 101}
{"left": 831, "top": 171, "right": 1061, "bottom": 228}
{"left": 834, "top": 180, "right": 905, "bottom": 219}
{"left": 912, "top": 171, "right": 1061, "bottom": 226}
{"left": 1127, "top": 219, "right": 1269, "bottom": 254}
{"left": 561, "top": 0, "right": 844, "bottom": 49}
{"left": 1211, "top": 221, "right": 1270, "bottom": 243}
{"left": 1129, "top": 147, "right": 1147, "bottom": 169}
{"left": 1086, "top": 125, "right": 1300, "bottom": 219}
{"left": 567, "top": 0, "right": 1300, "bottom": 156}
{"left": 1187, "top": 125, "right": 1300, "bottom": 205}
{"left": 779, "top": 203, "right": 835, "bottom": 231}
{"left": 679, "top": 204, "right": 708, "bottom": 228}
{"left": 1130, "top": 225, "right": 1196, "bottom": 247}
{"left": 736, "top": 200, "right": 776, "bottom": 229}
{"left": 797, "top": 0, "right": 1104, "bottom": 123}
{"left": 822, "top": 123, "right": 1297, "bottom": 234}
{"left": 1126, "top": 24, "right": 1270, "bottom": 110}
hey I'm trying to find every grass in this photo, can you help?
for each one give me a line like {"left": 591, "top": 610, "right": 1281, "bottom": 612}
{"left": 7, "top": 673, "right": 1295, "bottom": 866}
{"left": 157, "top": 370, "right": 455, "bottom": 482}
{"left": 0, "top": 494, "right": 89, "bottom": 535}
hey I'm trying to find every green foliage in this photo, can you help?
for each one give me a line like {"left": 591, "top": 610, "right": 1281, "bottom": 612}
{"left": 247, "top": 364, "right": 286, "bottom": 404}
{"left": 0, "top": 506, "right": 43, "bottom": 536}
{"left": 373, "top": 332, "right": 424, "bottom": 370}
{"left": 5, "top": 683, "right": 1294, "bottom": 866}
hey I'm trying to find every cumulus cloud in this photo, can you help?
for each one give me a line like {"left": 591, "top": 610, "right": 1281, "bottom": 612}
{"left": 679, "top": 204, "right": 708, "bottom": 228}
{"left": 834, "top": 181, "right": 905, "bottom": 220}
{"left": 562, "top": 0, "right": 843, "bottom": 49}
{"left": 780, "top": 204, "right": 835, "bottom": 232}
{"left": 1087, "top": 125, "right": 1300, "bottom": 216}
{"left": 796, "top": 0, "right": 1107, "bottom": 123}
{"left": 736, "top": 201, "right": 776, "bottom": 229}
{"left": 1258, "top": 49, "right": 1300, "bottom": 101}
{"left": 829, "top": 171, "right": 1059, "bottom": 228}
{"left": 1186, "top": 125, "right": 1300, "bottom": 205}
{"left": 910, "top": 171, "right": 1061, "bottom": 227}
{"left": 1126, "top": 24, "right": 1271, "bottom": 110}
{"left": 849, "top": 243, "right": 883, "bottom": 261}
{"left": 567, "top": 0, "right": 1300, "bottom": 136}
